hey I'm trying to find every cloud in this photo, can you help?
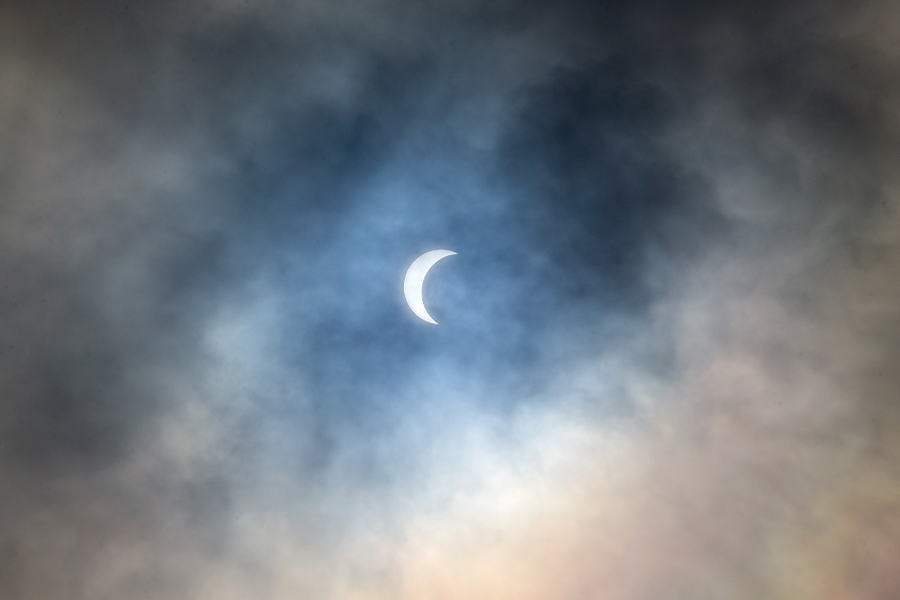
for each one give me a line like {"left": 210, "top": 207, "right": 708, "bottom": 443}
{"left": 1, "top": 0, "right": 899, "bottom": 598}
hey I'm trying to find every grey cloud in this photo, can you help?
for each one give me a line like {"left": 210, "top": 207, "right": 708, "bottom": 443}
{"left": 1, "top": 0, "right": 899, "bottom": 598}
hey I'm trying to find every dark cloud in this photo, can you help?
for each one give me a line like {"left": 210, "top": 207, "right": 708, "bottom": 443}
{"left": 1, "top": 0, "right": 899, "bottom": 598}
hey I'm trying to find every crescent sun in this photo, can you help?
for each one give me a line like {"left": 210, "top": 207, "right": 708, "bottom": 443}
{"left": 404, "top": 249, "right": 457, "bottom": 324}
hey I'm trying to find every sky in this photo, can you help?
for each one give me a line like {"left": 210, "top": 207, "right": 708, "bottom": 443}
{"left": 1, "top": 0, "right": 899, "bottom": 598}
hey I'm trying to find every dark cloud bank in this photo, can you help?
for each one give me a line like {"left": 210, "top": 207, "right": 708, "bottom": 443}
{"left": 1, "top": 1, "right": 899, "bottom": 598}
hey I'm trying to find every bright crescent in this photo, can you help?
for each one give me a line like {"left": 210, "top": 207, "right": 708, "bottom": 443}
{"left": 404, "top": 249, "right": 456, "bottom": 324}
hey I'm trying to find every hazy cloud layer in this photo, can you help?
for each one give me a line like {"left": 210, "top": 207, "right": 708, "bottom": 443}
{"left": 1, "top": 1, "right": 899, "bottom": 598}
